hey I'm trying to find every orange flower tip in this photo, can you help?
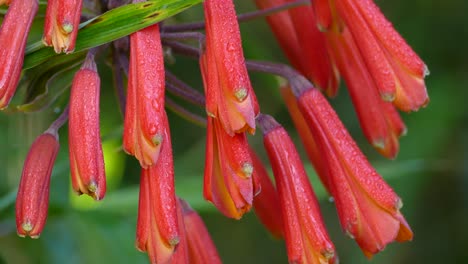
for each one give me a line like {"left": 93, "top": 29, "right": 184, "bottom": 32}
{"left": 234, "top": 87, "right": 248, "bottom": 102}
{"left": 241, "top": 163, "right": 254, "bottom": 178}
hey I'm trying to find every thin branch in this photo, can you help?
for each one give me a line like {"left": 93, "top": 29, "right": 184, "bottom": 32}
{"left": 165, "top": 97, "right": 206, "bottom": 127}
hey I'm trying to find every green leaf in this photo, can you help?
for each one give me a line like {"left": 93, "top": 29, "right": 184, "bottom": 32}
{"left": 13, "top": 51, "right": 85, "bottom": 112}
{"left": 23, "top": 0, "right": 203, "bottom": 69}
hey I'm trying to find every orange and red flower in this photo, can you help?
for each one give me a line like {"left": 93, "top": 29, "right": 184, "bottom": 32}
{"left": 0, "top": 0, "right": 38, "bottom": 109}
{"left": 123, "top": 23, "right": 166, "bottom": 168}
{"left": 203, "top": 117, "right": 255, "bottom": 219}
{"left": 201, "top": 0, "right": 259, "bottom": 135}
{"left": 254, "top": 0, "right": 339, "bottom": 96}
{"left": 69, "top": 55, "right": 106, "bottom": 200}
{"left": 260, "top": 114, "right": 336, "bottom": 263}
{"left": 16, "top": 130, "right": 59, "bottom": 238}
{"left": 296, "top": 87, "right": 413, "bottom": 257}
{"left": 315, "top": 0, "right": 429, "bottom": 112}
{"left": 43, "top": 0, "right": 83, "bottom": 53}
{"left": 136, "top": 120, "right": 179, "bottom": 263}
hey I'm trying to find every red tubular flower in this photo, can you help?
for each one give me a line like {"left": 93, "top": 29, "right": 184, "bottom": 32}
{"left": 136, "top": 120, "right": 179, "bottom": 263}
{"left": 250, "top": 149, "right": 284, "bottom": 238}
{"left": 201, "top": 0, "right": 259, "bottom": 135}
{"left": 315, "top": 0, "right": 429, "bottom": 111}
{"left": 69, "top": 55, "right": 106, "bottom": 200}
{"left": 296, "top": 87, "right": 413, "bottom": 257}
{"left": 259, "top": 114, "right": 336, "bottom": 264}
{"left": 254, "top": 0, "right": 339, "bottom": 96}
{"left": 280, "top": 86, "right": 330, "bottom": 191}
{"left": 123, "top": 22, "right": 165, "bottom": 168}
{"left": 16, "top": 130, "right": 59, "bottom": 238}
{"left": 43, "top": 0, "right": 83, "bottom": 53}
{"left": 0, "top": 0, "right": 38, "bottom": 109}
{"left": 327, "top": 28, "right": 406, "bottom": 158}
{"left": 179, "top": 199, "right": 222, "bottom": 264}
{"left": 203, "top": 117, "right": 254, "bottom": 219}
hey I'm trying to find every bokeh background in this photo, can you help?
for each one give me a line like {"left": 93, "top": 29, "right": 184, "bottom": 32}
{"left": 1, "top": 0, "right": 467, "bottom": 263}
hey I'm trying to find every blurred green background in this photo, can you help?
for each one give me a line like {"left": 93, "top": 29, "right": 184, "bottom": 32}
{"left": 1, "top": 0, "right": 467, "bottom": 263}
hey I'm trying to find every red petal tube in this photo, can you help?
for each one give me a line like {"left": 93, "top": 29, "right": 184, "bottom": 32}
{"left": 250, "top": 149, "right": 284, "bottom": 238}
{"left": 260, "top": 114, "right": 336, "bottom": 264}
{"left": 203, "top": 117, "right": 254, "bottom": 219}
{"left": 136, "top": 114, "right": 179, "bottom": 263}
{"left": 0, "top": 0, "right": 38, "bottom": 109}
{"left": 16, "top": 131, "right": 59, "bottom": 238}
{"left": 179, "top": 199, "right": 222, "bottom": 264}
{"left": 297, "top": 88, "right": 413, "bottom": 257}
{"left": 201, "top": 0, "right": 259, "bottom": 135}
{"left": 123, "top": 23, "right": 165, "bottom": 168}
{"left": 69, "top": 56, "right": 106, "bottom": 200}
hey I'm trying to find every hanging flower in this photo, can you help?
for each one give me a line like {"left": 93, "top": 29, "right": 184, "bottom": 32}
{"left": 123, "top": 22, "right": 165, "bottom": 168}
{"left": 0, "top": 0, "right": 38, "bottom": 109}
{"left": 136, "top": 118, "right": 179, "bottom": 263}
{"left": 296, "top": 87, "right": 413, "bottom": 257}
{"left": 254, "top": 0, "right": 339, "bottom": 96}
{"left": 16, "top": 130, "right": 59, "bottom": 238}
{"left": 201, "top": 0, "right": 259, "bottom": 135}
{"left": 259, "top": 114, "right": 336, "bottom": 264}
{"left": 203, "top": 116, "right": 255, "bottom": 219}
{"left": 314, "top": 0, "right": 429, "bottom": 112}
{"left": 68, "top": 54, "right": 106, "bottom": 200}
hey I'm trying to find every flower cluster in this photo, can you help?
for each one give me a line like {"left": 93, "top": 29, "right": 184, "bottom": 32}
{"left": 2, "top": 0, "right": 428, "bottom": 263}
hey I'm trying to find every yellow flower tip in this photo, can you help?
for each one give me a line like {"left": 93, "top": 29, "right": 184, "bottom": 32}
{"left": 88, "top": 181, "right": 98, "bottom": 193}
{"left": 372, "top": 139, "right": 386, "bottom": 150}
{"left": 152, "top": 133, "right": 163, "bottom": 145}
{"left": 168, "top": 236, "right": 180, "bottom": 246}
{"left": 241, "top": 162, "right": 254, "bottom": 178}
{"left": 21, "top": 221, "right": 33, "bottom": 232}
{"left": 396, "top": 198, "right": 404, "bottom": 210}
{"left": 400, "top": 126, "right": 408, "bottom": 137}
{"left": 234, "top": 87, "right": 248, "bottom": 102}
{"left": 322, "top": 249, "right": 335, "bottom": 261}
{"left": 381, "top": 92, "right": 396, "bottom": 102}
{"left": 61, "top": 22, "right": 74, "bottom": 34}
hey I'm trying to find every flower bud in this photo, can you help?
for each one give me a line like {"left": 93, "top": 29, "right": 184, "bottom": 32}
{"left": 297, "top": 87, "right": 413, "bottom": 257}
{"left": 259, "top": 114, "right": 336, "bottom": 264}
{"left": 0, "top": 0, "right": 38, "bottom": 109}
{"left": 123, "top": 23, "right": 165, "bottom": 168}
{"left": 16, "top": 130, "right": 59, "bottom": 238}
{"left": 203, "top": 117, "right": 255, "bottom": 219}
{"left": 69, "top": 54, "right": 106, "bottom": 200}
{"left": 201, "top": 0, "right": 259, "bottom": 135}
